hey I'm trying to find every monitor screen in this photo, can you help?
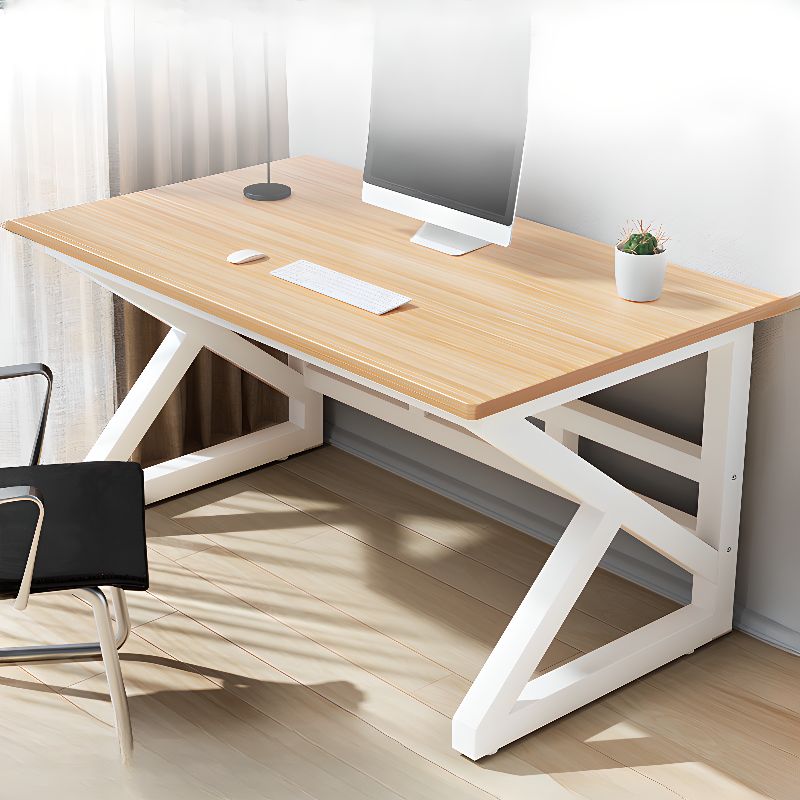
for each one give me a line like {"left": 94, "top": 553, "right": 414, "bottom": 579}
{"left": 363, "top": 4, "right": 530, "bottom": 227}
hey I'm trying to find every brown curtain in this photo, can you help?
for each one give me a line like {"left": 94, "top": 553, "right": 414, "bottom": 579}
{"left": 105, "top": 6, "right": 290, "bottom": 466}
{"left": 113, "top": 306, "right": 289, "bottom": 467}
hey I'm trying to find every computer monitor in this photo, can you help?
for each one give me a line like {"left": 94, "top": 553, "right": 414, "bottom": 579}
{"left": 362, "top": 4, "right": 531, "bottom": 256}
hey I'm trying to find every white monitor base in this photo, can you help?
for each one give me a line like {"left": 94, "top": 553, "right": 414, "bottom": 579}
{"left": 411, "top": 222, "right": 491, "bottom": 256}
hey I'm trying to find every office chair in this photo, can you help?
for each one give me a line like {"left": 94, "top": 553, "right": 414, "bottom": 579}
{"left": 0, "top": 363, "right": 148, "bottom": 763}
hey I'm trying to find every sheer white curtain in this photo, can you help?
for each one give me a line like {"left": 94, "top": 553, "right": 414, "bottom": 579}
{"left": 106, "top": 0, "right": 288, "bottom": 195}
{"left": 0, "top": 0, "right": 287, "bottom": 466}
{"left": 105, "top": 0, "right": 290, "bottom": 464}
{"left": 0, "top": 0, "right": 116, "bottom": 466}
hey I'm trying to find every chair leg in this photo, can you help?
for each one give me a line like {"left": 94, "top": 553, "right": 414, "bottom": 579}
{"left": 76, "top": 587, "right": 133, "bottom": 764}
{"left": 108, "top": 587, "right": 132, "bottom": 650}
{"left": 0, "top": 587, "right": 132, "bottom": 663}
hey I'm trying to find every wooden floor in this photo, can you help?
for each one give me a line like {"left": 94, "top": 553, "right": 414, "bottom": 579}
{"left": 1, "top": 446, "right": 799, "bottom": 799}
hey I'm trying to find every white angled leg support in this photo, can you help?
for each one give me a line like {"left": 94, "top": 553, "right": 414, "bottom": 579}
{"left": 86, "top": 328, "right": 203, "bottom": 462}
{"left": 80, "top": 268, "right": 323, "bottom": 504}
{"left": 453, "top": 505, "right": 621, "bottom": 758}
{"left": 453, "top": 325, "right": 754, "bottom": 759}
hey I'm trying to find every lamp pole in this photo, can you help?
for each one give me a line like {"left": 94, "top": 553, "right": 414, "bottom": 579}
{"left": 244, "top": 30, "right": 291, "bottom": 201}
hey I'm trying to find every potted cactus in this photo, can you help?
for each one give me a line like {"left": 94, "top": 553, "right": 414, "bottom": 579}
{"left": 615, "top": 220, "right": 670, "bottom": 302}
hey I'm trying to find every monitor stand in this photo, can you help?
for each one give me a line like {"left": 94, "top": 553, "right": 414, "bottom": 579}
{"left": 411, "top": 222, "right": 491, "bottom": 256}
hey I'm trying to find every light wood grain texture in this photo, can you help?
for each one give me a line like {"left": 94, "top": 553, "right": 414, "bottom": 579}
{"left": 4, "top": 156, "right": 795, "bottom": 419}
{"left": 690, "top": 631, "right": 800, "bottom": 715}
{"left": 143, "top": 507, "right": 214, "bottom": 562}
{"left": 553, "top": 703, "right": 769, "bottom": 800}
{"left": 280, "top": 446, "right": 680, "bottom": 633}
{"left": 237, "top": 464, "right": 625, "bottom": 653}
{"left": 2, "top": 447, "right": 798, "bottom": 799}
{"left": 157, "top": 489, "right": 579, "bottom": 683}
{"left": 0, "top": 664, "right": 222, "bottom": 800}
{"left": 139, "top": 548, "right": 574, "bottom": 799}
{"left": 69, "top": 629, "right": 405, "bottom": 800}
{"left": 600, "top": 677, "right": 800, "bottom": 799}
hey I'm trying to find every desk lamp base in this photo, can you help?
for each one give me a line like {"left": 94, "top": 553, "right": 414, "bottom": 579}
{"left": 243, "top": 183, "right": 292, "bottom": 201}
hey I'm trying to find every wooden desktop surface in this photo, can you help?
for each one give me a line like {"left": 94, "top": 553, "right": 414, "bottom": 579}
{"left": 4, "top": 156, "right": 796, "bottom": 419}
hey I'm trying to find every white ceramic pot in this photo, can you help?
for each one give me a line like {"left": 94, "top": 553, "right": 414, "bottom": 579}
{"left": 614, "top": 247, "right": 667, "bottom": 302}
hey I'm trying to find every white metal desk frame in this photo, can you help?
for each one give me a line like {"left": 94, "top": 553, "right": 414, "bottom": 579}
{"left": 52, "top": 248, "right": 753, "bottom": 761}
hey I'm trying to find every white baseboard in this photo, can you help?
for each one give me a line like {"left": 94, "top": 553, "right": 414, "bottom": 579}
{"left": 734, "top": 607, "right": 800, "bottom": 655}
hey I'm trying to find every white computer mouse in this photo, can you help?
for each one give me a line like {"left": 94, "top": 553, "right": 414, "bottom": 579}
{"left": 227, "top": 249, "right": 268, "bottom": 264}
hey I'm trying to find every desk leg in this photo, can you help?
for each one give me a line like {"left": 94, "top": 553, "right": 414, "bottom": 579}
{"left": 83, "top": 285, "right": 322, "bottom": 504}
{"left": 453, "top": 325, "right": 753, "bottom": 760}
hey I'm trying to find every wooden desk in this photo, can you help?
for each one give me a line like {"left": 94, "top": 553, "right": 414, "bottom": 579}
{"left": 5, "top": 156, "right": 796, "bottom": 760}
{"left": 5, "top": 156, "right": 791, "bottom": 419}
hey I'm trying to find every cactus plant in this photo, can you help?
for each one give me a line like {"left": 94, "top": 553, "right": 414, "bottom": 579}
{"left": 617, "top": 220, "right": 668, "bottom": 256}
{"left": 614, "top": 219, "right": 670, "bottom": 301}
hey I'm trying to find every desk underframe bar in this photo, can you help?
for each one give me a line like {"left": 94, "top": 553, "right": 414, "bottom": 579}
{"left": 52, "top": 251, "right": 753, "bottom": 760}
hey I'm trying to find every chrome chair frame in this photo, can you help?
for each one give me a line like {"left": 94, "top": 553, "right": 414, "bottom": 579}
{"left": 0, "top": 363, "right": 133, "bottom": 762}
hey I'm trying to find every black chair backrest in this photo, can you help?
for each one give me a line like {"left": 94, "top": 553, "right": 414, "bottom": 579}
{"left": 0, "top": 363, "right": 53, "bottom": 466}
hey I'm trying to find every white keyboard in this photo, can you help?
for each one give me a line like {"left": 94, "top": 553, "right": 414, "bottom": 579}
{"left": 271, "top": 260, "right": 411, "bottom": 315}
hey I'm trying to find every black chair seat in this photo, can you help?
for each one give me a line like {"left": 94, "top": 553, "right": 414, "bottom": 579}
{"left": 0, "top": 461, "right": 148, "bottom": 599}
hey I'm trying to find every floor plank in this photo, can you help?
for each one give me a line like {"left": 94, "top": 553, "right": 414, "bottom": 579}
{"left": 412, "top": 672, "right": 681, "bottom": 799}
{"left": 282, "top": 448, "right": 679, "bottom": 630}
{"left": 144, "top": 507, "right": 215, "bottom": 561}
{"left": 1, "top": 445, "right": 797, "bottom": 799}
{"left": 241, "top": 465, "right": 625, "bottom": 654}
{"left": 690, "top": 632, "right": 800, "bottom": 714}
{"left": 71, "top": 627, "right": 404, "bottom": 800}
{"left": 553, "top": 703, "right": 769, "bottom": 800}
{"left": 601, "top": 675, "right": 799, "bottom": 799}
{"left": 143, "top": 544, "right": 576, "bottom": 799}
{"left": 178, "top": 538, "right": 453, "bottom": 693}
{"left": 0, "top": 663, "right": 221, "bottom": 799}
{"left": 134, "top": 606, "right": 493, "bottom": 800}
{"left": 160, "top": 485, "right": 578, "bottom": 681}
{"left": 642, "top": 657, "right": 800, "bottom": 759}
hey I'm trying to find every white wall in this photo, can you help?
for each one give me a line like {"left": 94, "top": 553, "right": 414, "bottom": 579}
{"left": 737, "top": 311, "right": 800, "bottom": 648}
{"left": 286, "top": 1, "right": 372, "bottom": 171}
{"left": 285, "top": 0, "right": 800, "bottom": 651}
